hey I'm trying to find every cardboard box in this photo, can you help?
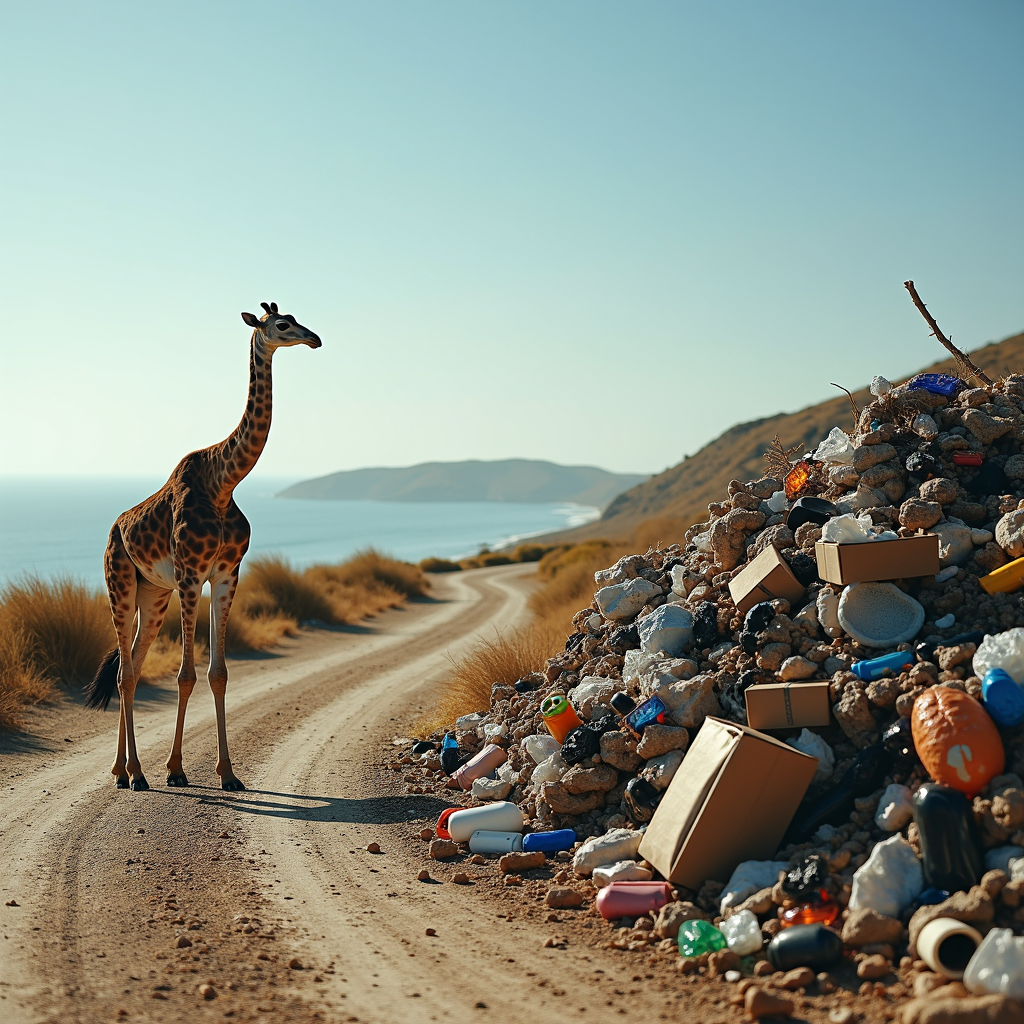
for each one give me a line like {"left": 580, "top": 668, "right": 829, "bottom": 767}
{"left": 745, "top": 681, "right": 832, "bottom": 731}
{"left": 637, "top": 718, "right": 818, "bottom": 890}
{"left": 729, "top": 544, "right": 806, "bottom": 615}
{"left": 814, "top": 535, "right": 940, "bottom": 585}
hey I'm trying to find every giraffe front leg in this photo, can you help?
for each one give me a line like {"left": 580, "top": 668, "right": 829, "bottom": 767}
{"left": 166, "top": 577, "right": 201, "bottom": 787}
{"left": 209, "top": 569, "right": 244, "bottom": 791}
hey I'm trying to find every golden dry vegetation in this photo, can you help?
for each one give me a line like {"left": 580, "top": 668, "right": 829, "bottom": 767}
{"left": 0, "top": 550, "right": 427, "bottom": 731}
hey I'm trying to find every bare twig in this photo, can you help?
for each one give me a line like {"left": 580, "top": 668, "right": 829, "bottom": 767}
{"left": 830, "top": 383, "right": 860, "bottom": 432}
{"left": 904, "top": 280, "right": 992, "bottom": 386}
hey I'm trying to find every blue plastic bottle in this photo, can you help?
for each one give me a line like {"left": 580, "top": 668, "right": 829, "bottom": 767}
{"left": 851, "top": 650, "right": 915, "bottom": 682}
{"left": 521, "top": 829, "right": 576, "bottom": 854}
{"left": 982, "top": 668, "right": 1024, "bottom": 727}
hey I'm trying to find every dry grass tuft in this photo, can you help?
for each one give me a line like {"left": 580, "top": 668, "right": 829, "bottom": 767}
{"left": 419, "top": 556, "right": 462, "bottom": 573}
{"left": 0, "top": 620, "right": 54, "bottom": 730}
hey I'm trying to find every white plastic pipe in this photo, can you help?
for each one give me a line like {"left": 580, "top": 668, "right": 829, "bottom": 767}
{"left": 468, "top": 830, "right": 523, "bottom": 854}
{"left": 917, "top": 917, "right": 984, "bottom": 979}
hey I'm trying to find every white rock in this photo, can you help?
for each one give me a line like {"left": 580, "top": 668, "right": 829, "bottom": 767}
{"left": 573, "top": 828, "right": 644, "bottom": 876}
{"left": 622, "top": 649, "right": 659, "bottom": 684}
{"left": 591, "top": 859, "right": 653, "bottom": 888}
{"left": 638, "top": 604, "right": 694, "bottom": 656}
{"left": 816, "top": 587, "right": 842, "bottom": 639}
{"left": 720, "top": 909, "right": 764, "bottom": 956}
{"left": 932, "top": 520, "right": 975, "bottom": 567}
{"left": 838, "top": 583, "right": 925, "bottom": 648}
{"left": 655, "top": 673, "right": 722, "bottom": 728}
{"left": 972, "top": 529, "right": 994, "bottom": 546}
{"left": 456, "top": 712, "right": 488, "bottom": 733}
{"left": 793, "top": 603, "right": 820, "bottom": 631}
{"left": 767, "top": 490, "right": 789, "bottom": 513}
{"left": 847, "top": 484, "right": 886, "bottom": 510}
{"left": 934, "top": 614, "right": 956, "bottom": 629}
{"left": 913, "top": 413, "right": 939, "bottom": 440}
{"left": 974, "top": 628, "right": 1024, "bottom": 685}
{"left": 813, "top": 426, "right": 855, "bottom": 465}
{"left": 870, "top": 376, "right": 892, "bottom": 397}
{"left": 594, "top": 555, "right": 640, "bottom": 588}
{"left": 849, "top": 835, "right": 922, "bottom": 917}
{"left": 786, "top": 728, "right": 834, "bottom": 784}
{"left": 587, "top": 613, "right": 603, "bottom": 630}
{"left": 720, "top": 860, "right": 789, "bottom": 915}
{"left": 874, "top": 784, "right": 914, "bottom": 831}
{"left": 531, "top": 752, "right": 567, "bottom": 785}
{"left": 935, "top": 565, "right": 959, "bottom": 583}
{"left": 483, "top": 721, "right": 507, "bottom": 741}
{"left": 471, "top": 776, "right": 512, "bottom": 801}
{"left": 778, "top": 656, "right": 817, "bottom": 681}
{"left": 639, "top": 749, "right": 684, "bottom": 790}
{"left": 595, "top": 578, "right": 662, "bottom": 621}
{"left": 569, "top": 677, "right": 618, "bottom": 718}
{"left": 522, "top": 733, "right": 561, "bottom": 764}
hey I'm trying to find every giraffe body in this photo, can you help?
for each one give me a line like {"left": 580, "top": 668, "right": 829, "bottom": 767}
{"left": 85, "top": 303, "right": 321, "bottom": 791}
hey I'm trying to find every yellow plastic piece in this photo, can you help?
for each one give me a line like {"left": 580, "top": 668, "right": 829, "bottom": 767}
{"left": 980, "top": 556, "right": 1024, "bottom": 595}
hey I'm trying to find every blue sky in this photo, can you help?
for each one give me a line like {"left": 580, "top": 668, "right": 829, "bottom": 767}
{"left": 1, "top": 1, "right": 1021, "bottom": 479}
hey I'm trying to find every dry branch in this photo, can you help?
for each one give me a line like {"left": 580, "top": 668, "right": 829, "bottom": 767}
{"left": 904, "top": 280, "right": 993, "bottom": 386}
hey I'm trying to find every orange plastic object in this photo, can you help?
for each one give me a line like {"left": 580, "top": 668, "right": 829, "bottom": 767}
{"left": 785, "top": 461, "right": 811, "bottom": 500}
{"left": 912, "top": 686, "right": 1005, "bottom": 797}
{"left": 980, "top": 556, "right": 1024, "bottom": 595}
{"left": 541, "top": 695, "right": 582, "bottom": 743}
{"left": 780, "top": 898, "right": 840, "bottom": 928}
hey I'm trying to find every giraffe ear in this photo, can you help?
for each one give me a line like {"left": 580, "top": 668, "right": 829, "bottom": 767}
{"left": 241, "top": 312, "right": 261, "bottom": 328}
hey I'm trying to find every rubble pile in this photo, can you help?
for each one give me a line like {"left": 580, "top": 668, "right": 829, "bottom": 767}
{"left": 398, "top": 371, "right": 1024, "bottom": 1016}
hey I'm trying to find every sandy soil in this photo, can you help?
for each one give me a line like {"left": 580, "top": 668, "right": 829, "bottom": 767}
{"left": 0, "top": 564, "right": 898, "bottom": 1024}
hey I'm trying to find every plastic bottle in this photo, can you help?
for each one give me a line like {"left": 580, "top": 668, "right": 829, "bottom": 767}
{"left": 440, "top": 733, "right": 468, "bottom": 776}
{"left": 851, "top": 649, "right": 915, "bottom": 682}
{"left": 767, "top": 924, "right": 843, "bottom": 971}
{"left": 448, "top": 743, "right": 508, "bottom": 790}
{"left": 677, "top": 919, "right": 727, "bottom": 958}
{"left": 981, "top": 557, "right": 1024, "bottom": 596}
{"left": 521, "top": 829, "right": 576, "bottom": 854}
{"left": 541, "top": 695, "right": 582, "bottom": 743}
{"left": 912, "top": 783, "right": 983, "bottom": 893}
{"left": 446, "top": 801, "right": 525, "bottom": 843}
{"left": 982, "top": 668, "right": 1024, "bottom": 727}
{"left": 468, "top": 830, "right": 523, "bottom": 854}
{"left": 595, "top": 881, "right": 673, "bottom": 920}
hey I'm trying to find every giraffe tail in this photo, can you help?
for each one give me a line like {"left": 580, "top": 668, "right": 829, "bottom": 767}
{"left": 84, "top": 648, "right": 120, "bottom": 711}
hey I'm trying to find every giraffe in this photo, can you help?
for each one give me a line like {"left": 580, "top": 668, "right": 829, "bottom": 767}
{"left": 83, "top": 302, "right": 322, "bottom": 792}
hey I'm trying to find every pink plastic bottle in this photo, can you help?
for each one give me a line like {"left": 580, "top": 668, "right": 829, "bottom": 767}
{"left": 595, "top": 881, "right": 673, "bottom": 920}
{"left": 447, "top": 743, "right": 507, "bottom": 791}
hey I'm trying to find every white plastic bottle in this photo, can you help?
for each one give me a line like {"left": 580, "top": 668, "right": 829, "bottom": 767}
{"left": 447, "top": 801, "right": 525, "bottom": 842}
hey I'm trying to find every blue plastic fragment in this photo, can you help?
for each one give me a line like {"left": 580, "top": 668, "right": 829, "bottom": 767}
{"left": 522, "top": 829, "right": 576, "bottom": 854}
{"left": 851, "top": 650, "right": 915, "bottom": 682}
{"left": 907, "top": 373, "right": 964, "bottom": 397}
{"left": 982, "top": 668, "right": 1024, "bottom": 727}
{"left": 916, "top": 887, "right": 952, "bottom": 906}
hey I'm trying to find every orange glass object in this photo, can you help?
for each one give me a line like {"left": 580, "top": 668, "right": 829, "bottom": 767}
{"left": 541, "top": 695, "right": 581, "bottom": 743}
{"left": 784, "top": 461, "right": 811, "bottom": 499}
{"left": 780, "top": 898, "right": 840, "bottom": 928}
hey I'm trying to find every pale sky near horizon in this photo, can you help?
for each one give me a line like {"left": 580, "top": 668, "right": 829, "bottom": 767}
{"left": 1, "top": 1, "right": 1021, "bottom": 481}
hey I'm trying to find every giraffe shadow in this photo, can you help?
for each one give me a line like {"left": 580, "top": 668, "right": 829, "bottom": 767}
{"left": 153, "top": 784, "right": 453, "bottom": 825}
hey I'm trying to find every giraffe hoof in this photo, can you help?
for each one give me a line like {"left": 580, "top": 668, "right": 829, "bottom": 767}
{"left": 131, "top": 775, "right": 150, "bottom": 791}
{"left": 115, "top": 775, "right": 130, "bottom": 789}
{"left": 166, "top": 773, "right": 189, "bottom": 787}
{"left": 221, "top": 777, "right": 246, "bottom": 792}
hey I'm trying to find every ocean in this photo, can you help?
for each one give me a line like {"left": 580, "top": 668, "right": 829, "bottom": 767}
{"left": 0, "top": 477, "right": 600, "bottom": 588}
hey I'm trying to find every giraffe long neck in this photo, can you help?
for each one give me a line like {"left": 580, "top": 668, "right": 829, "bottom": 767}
{"left": 210, "top": 333, "right": 274, "bottom": 504}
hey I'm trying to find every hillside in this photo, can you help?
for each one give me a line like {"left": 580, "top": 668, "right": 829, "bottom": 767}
{"left": 549, "top": 328, "right": 1024, "bottom": 543}
{"left": 277, "top": 459, "right": 647, "bottom": 509}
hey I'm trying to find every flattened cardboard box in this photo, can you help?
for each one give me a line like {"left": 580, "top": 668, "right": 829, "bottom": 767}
{"left": 745, "top": 680, "right": 831, "bottom": 731}
{"left": 814, "top": 535, "right": 939, "bottom": 585}
{"left": 728, "top": 544, "right": 806, "bottom": 616}
{"left": 637, "top": 717, "right": 817, "bottom": 890}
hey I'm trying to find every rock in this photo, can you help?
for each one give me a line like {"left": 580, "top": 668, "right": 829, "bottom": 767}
{"left": 425, "top": 927, "right": 437, "bottom": 936}
{"left": 744, "top": 987, "right": 793, "bottom": 1019}
{"left": 757, "top": 643, "right": 792, "bottom": 672}
{"left": 539, "top": 782, "right": 604, "bottom": 815}
{"left": 451, "top": 872, "right": 470, "bottom": 884}
{"left": 417, "top": 869, "right": 431, "bottom": 881}
{"left": 638, "top": 604, "right": 694, "bottom": 656}
{"left": 856, "top": 954, "right": 891, "bottom": 979}
{"left": 854, "top": 443, "right": 898, "bottom": 472}
{"left": 198, "top": 984, "right": 216, "bottom": 1000}
{"left": 175, "top": 935, "right": 192, "bottom": 949}
{"left": 366, "top": 842, "right": 381, "bottom": 853}
{"left": 875, "top": 783, "right": 915, "bottom": 831}
{"left": 933, "top": 521, "right": 976, "bottom": 567}
{"left": 707, "top": 949, "right": 742, "bottom": 977}
{"left": 471, "top": 776, "right": 512, "bottom": 801}
{"left": 900, "top": 499, "right": 943, "bottom": 531}
{"left": 963, "top": 409, "right": 1012, "bottom": 446}
{"left": 568, "top": 677, "right": 618, "bottom": 718}
{"left": 920, "top": 477, "right": 959, "bottom": 505}
{"left": 573, "top": 828, "right": 644, "bottom": 875}
{"left": 1005, "top": 454, "right": 1024, "bottom": 481}
{"left": 545, "top": 887, "right": 583, "bottom": 909}
{"left": 712, "top": 509, "right": 766, "bottom": 571}
{"left": 913, "top": 413, "right": 940, "bottom": 440}
{"left": 592, "top": 860, "right": 653, "bottom": 887}
{"left": 908, "top": 886, "right": 995, "bottom": 953}
{"left": 561, "top": 763, "right": 619, "bottom": 794}
{"left": 948, "top": 500, "right": 986, "bottom": 525}
{"left": 599, "top": 730, "right": 643, "bottom": 772}
{"left": 653, "top": 901, "right": 706, "bottom": 938}
{"left": 429, "top": 839, "right": 459, "bottom": 860}
{"left": 656, "top": 673, "right": 722, "bottom": 728}
{"left": 842, "top": 908, "right": 904, "bottom": 947}
{"left": 636, "top": 723, "right": 689, "bottom": 758}
{"left": 595, "top": 578, "right": 662, "bottom": 621}
{"left": 288, "top": 957, "right": 303, "bottom": 970}
{"left": 829, "top": 1010, "right": 855, "bottom": 1024}
{"left": 594, "top": 554, "right": 643, "bottom": 587}
{"left": 777, "top": 967, "right": 815, "bottom": 990}
{"left": 867, "top": 675, "right": 900, "bottom": 711}
{"left": 778, "top": 656, "right": 817, "bottom": 681}
{"left": 833, "top": 684, "right": 878, "bottom": 748}
{"left": 639, "top": 749, "right": 684, "bottom": 790}
{"left": 901, "top": 994, "right": 1024, "bottom": 1024}
{"left": 498, "top": 851, "right": 545, "bottom": 875}
{"left": 850, "top": 835, "right": 923, "bottom": 918}
{"left": 996, "top": 509, "right": 1024, "bottom": 559}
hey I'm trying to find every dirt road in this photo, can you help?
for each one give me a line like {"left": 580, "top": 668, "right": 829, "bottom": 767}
{"left": 1, "top": 564, "right": 704, "bottom": 1024}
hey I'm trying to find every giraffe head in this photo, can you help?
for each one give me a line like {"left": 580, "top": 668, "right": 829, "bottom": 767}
{"left": 241, "top": 302, "right": 322, "bottom": 350}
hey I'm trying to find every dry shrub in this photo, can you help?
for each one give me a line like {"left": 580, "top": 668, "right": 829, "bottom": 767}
{"left": 630, "top": 516, "right": 691, "bottom": 551}
{"left": 323, "top": 549, "right": 429, "bottom": 600}
{"left": 0, "top": 620, "right": 54, "bottom": 730}
{"left": 160, "top": 587, "right": 296, "bottom": 654}
{"left": 240, "top": 555, "right": 335, "bottom": 623}
{"left": 419, "top": 556, "right": 462, "bottom": 573}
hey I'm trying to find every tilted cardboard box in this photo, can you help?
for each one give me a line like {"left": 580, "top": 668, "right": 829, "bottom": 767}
{"left": 745, "top": 680, "right": 832, "bottom": 731}
{"left": 728, "top": 544, "right": 806, "bottom": 616}
{"left": 814, "top": 535, "right": 939, "bottom": 586}
{"left": 637, "top": 718, "right": 818, "bottom": 890}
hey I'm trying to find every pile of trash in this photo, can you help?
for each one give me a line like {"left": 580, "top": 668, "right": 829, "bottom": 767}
{"left": 402, "top": 371, "right": 1024, "bottom": 1017}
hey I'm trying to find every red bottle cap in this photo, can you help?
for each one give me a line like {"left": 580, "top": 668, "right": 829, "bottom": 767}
{"left": 953, "top": 452, "right": 983, "bottom": 466}
{"left": 435, "top": 807, "right": 459, "bottom": 839}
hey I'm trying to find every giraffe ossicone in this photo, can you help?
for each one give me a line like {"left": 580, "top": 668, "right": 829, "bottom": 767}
{"left": 83, "top": 303, "right": 322, "bottom": 792}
